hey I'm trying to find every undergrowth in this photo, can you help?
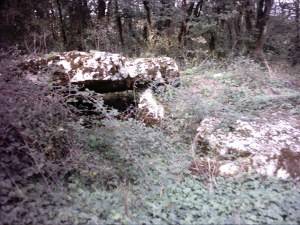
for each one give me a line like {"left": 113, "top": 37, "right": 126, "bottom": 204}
{"left": 37, "top": 174, "right": 300, "bottom": 225}
{"left": 1, "top": 56, "right": 300, "bottom": 225}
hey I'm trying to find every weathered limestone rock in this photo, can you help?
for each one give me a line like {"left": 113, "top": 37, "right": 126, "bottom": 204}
{"left": 137, "top": 88, "right": 164, "bottom": 125}
{"left": 20, "top": 51, "right": 180, "bottom": 92}
{"left": 196, "top": 113, "right": 300, "bottom": 179}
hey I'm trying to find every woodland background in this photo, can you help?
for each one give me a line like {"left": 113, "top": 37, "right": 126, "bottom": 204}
{"left": 0, "top": 0, "right": 299, "bottom": 64}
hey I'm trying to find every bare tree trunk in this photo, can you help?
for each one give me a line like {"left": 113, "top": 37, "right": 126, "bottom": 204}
{"left": 208, "top": 31, "right": 216, "bottom": 52}
{"left": 97, "top": 0, "right": 106, "bottom": 20}
{"left": 49, "top": 1, "right": 57, "bottom": 42}
{"left": 82, "top": 0, "right": 91, "bottom": 23}
{"left": 292, "top": 0, "right": 300, "bottom": 65}
{"left": 178, "top": 1, "right": 195, "bottom": 44}
{"left": 178, "top": 0, "right": 188, "bottom": 44}
{"left": 227, "top": 18, "right": 238, "bottom": 50}
{"left": 106, "top": 0, "right": 112, "bottom": 24}
{"left": 295, "top": 0, "right": 300, "bottom": 46}
{"left": 156, "top": 0, "right": 175, "bottom": 34}
{"left": 143, "top": 0, "right": 152, "bottom": 41}
{"left": 143, "top": 0, "right": 152, "bottom": 26}
{"left": 245, "top": 0, "right": 254, "bottom": 32}
{"left": 254, "top": 0, "right": 274, "bottom": 56}
{"left": 56, "top": 0, "right": 67, "bottom": 49}
{"left": 194, "top": 0, "right": 204, "bottom": 17}
{"left": 114, "top": 0, "right": 124, "bottom": 47}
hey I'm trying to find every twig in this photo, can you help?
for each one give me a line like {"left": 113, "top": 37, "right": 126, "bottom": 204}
{"left": 190, "top": 132, "right": 201, "bottom": 159}
{"left": 262, "top": 55, "right": 273, "bottom": 76}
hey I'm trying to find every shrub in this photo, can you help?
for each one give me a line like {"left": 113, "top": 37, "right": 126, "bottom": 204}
{"left": 0, "top": 77, "right": 82, "bottom": 224}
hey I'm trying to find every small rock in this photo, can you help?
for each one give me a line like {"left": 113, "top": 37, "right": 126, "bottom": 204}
{"left": 137, "top": 88, "right": 164, "bottom": 124}
{"left": 219, "top": 162, "right": 240, "bottom": 176}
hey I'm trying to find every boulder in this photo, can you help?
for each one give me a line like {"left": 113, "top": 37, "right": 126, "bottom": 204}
{"left": 20, "top": 51, "right": 180, "bottom": 92}
{"left": 195, "top": 113, "right": 300, "bottom": 179}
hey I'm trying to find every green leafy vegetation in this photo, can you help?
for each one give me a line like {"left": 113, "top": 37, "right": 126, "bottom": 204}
{"left": 1, "top": 0, "right": 300, "bottom": 223}
{"left": 1, "top": 56, "right": 300, "bottom": 225}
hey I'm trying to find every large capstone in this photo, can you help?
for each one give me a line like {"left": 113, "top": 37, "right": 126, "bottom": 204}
{"left": 20, "top": 51, "right": 180, "bottom": 92}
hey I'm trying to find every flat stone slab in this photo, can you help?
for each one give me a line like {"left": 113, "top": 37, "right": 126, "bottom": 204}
{"left": 20, "top": 51, "right": 180, "bottom": 92}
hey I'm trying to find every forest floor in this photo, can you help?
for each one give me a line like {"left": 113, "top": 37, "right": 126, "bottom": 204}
{"left": 1, "top": 55, "right": 300, "bottom": 225}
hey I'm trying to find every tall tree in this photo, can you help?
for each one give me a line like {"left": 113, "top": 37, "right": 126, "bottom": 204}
{"left": 291, "top": 0, "right": 300, "bottom": 65}
{"left": 56, "top": 0, "right": 67, "bottom": 49}
{"left": 156, "top": 0, "right": 175, "bottom": 34}
{"left": 178, "top": 0, "right": 195, "bottom": 44}
{"left": 114, "top": 0, "right": 124, "bottom": 46}
{"left": 295, "top": 0, "right": 300, "bottom": 49}
{"left": 97, "top": 0, "right": 106, "bottom": 20}
{"left": 255, "top": 0, "right": 274, "bottom": 56}
{"left": 142, "top": 0, "right": 152, "bottom": 41}
{"left": 67, "top": 0, "right": 91, "bottom": 50}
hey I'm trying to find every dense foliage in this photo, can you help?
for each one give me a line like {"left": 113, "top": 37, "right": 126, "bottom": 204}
{"left": 0, "top": 0, "right": 299, "bottom": 63}
{"left": 1, "top": 52, "right": 300, "bottom": 224}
